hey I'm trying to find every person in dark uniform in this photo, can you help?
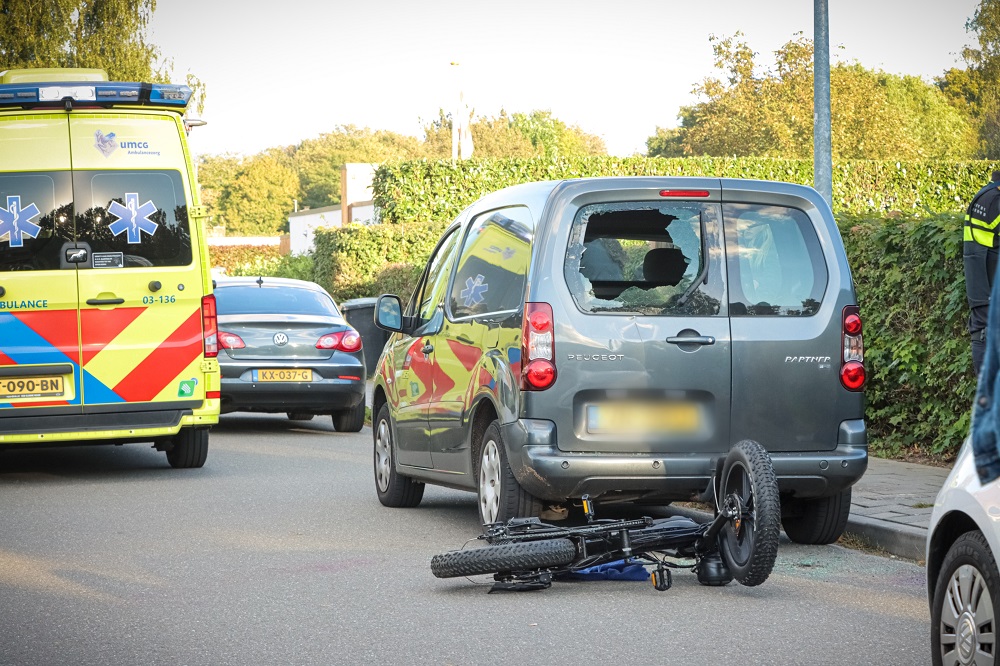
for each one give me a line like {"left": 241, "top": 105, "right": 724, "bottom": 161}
{"left": 965, "top": 170, "right": 1000, "bottom": 374}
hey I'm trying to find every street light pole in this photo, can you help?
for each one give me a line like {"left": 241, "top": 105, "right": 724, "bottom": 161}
{"left": 814, "top": 0, "right": 833, "bottom": 206}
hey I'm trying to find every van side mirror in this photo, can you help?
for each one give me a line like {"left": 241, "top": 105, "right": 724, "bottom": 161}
{"left": 375, "top": 294, "right": 404, "bottom": 332}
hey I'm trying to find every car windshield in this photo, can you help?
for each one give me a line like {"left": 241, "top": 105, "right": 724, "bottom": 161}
{"left": 215, "top": 284, "right": 340, "bottom": 316}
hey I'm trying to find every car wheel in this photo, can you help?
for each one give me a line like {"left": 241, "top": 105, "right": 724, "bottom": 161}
{"left": 781, "top": 489, "right": 851, "bottom": 545}
{"left": 932, "top": 531, "right": 1000, "bottom": 666}
{"left": 166, "top": 427, "right": 209, "bottom": 469}
{"left": 373, "top": 404, "right": 424, "bottom": 508}
{"left": 332, "top": 401, "right": 365, "bottom": 433}
{"left": 477, "top": 421, "right": 542, "bottom": 526}
{"left": 286, "top": 412, "right": 314, "bottom": 421}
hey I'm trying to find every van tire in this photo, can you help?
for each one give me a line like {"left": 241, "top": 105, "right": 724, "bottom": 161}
{"left": 374, "top": 404, "right": 424, "bottom": 507}
{"left": 333, "top": 401, "right": 366, "bottom": 433}
{"left": 477, "top": 422, "right": 543, "bottom": 526}
{"left": 781, "top": 489, "right": 851, "bottom": 545}
{"left": 166, "top": 427, "right": 209, "bottom": 469}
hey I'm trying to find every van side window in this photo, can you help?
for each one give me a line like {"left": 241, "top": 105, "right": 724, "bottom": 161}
{"left": 565, "top": 203, "right": 723, "bottom": 316}
{"left": 0, "top": 173, "right": 73, "bottom": 271}
{"left": 412, "top": 229, "right": 461, "bottom": 325}
{"left": 449, "top": 207, "right": 534, "bottom": 318}
{"left": 723, "top": 204, "right": 828, "bottom": 316}
{"left": 74, "top": 170, "right": 192, "bottom": 267}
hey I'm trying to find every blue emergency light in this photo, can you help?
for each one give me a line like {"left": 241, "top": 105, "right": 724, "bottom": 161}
{"left": 0, "top": 80, "right": 192, "bottom": 110}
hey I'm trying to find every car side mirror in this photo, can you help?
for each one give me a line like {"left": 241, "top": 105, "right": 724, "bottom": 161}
{"left": 375, "top": 294, "right": 405, "bottom": 332}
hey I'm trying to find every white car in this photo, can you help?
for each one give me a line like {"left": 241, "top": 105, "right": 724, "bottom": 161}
{"left": 927, "top": 436, "right": 1000, "bottom": 666}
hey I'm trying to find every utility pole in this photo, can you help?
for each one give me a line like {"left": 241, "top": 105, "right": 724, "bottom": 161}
{"left": 814, "top": 0, "right": 833, "bottom": 207}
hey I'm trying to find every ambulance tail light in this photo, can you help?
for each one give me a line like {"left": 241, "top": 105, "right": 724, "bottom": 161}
{"left": 202, "top": 295, "right": 218, "bottom": 358}
{"left": 521, "top": 303, "right": 556, "bottom": 391}
{"left": 840, "top": 305, "right": 865, "bottom": 391}
{"left": 218, "top": 331, "right": 246, "bottom": 350}
{"left": 316, "top": 329, "right": 363, "bottom": 353}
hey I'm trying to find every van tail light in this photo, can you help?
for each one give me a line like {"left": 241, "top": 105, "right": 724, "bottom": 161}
{"left": 202, "top": 295, "right": 218, "bottom": 358}
{"left": 840, "top": 305, "right": 865, "bottom": 391}
{"left": 522, "top": 302, "right": 556, "bottom": 390}
{"left": 218, "top": 331, "right": 246, "bottom": 350}
{"left": 316, "top": 328, "right": 363, "bottom": 353}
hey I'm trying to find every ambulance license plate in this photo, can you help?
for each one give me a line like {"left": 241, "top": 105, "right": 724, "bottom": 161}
{"left": 587, "top": 402, "right": 700, "bottom": 434}
{"left": 255, "top": 369, "right": 312, "bottom": 382}
{"left": 0, "top": 375, "right": 65, "bottom": 400}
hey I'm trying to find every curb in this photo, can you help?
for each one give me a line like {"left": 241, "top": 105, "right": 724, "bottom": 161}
{"left": 667, "top": 505, "right": 927, "bottom": 562}
{"left": 845, "top": 515, "right": 926, "bottom": 562}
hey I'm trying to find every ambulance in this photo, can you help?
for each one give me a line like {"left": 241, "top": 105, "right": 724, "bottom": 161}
{"left": 0, "top": 68, "right": 220, "bottom": 468}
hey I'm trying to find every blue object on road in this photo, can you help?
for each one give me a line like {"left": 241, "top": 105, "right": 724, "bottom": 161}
{"left": 563, "top": 559, "right": 649, "bottom": 581}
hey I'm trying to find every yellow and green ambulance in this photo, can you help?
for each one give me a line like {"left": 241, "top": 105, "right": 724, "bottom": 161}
{"left": 0, "top": 68, "right": 219, "bottom": 467}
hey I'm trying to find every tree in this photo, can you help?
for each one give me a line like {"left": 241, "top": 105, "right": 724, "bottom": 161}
{"left": 422, "top": 108, "right": 606, "bottom": 159}
{"left": 421, "top": 109, "right": 536, "bottom": 159}
{"left": 294, "top": 126, "right": 423, "bottom": 209}
{"left": 196, "top": 154, "right": 243, "bottom": 227}
{"left": 936, "top": 0, "right": 1000, "bottom": 157}
{"left": 216, "top": 150, "right": 299, "bottom": 236}
{"left": 0, "top": 0, "right": 205, "bottom": 113}
{"left": 650, "top": 33, "right": 975, "bottom": 160}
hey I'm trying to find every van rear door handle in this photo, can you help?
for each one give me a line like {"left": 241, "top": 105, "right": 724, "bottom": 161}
{"left": 86, "top": 298, "right": 125, "bottom": 306}
{"left": 666, "top": 335, "right": 715, "bottom": 345}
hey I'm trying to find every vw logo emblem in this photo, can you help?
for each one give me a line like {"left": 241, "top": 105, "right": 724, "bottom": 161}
{"left": 273, "top": 332, "right": 289, "bottom": 346}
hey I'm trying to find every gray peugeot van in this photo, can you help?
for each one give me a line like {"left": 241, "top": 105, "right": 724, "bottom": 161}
{"left": 372, "top": 177, "right": 866, "bottom": 545}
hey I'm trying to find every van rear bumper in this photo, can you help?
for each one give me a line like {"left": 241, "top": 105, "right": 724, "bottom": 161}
{"left": 502, "top": 419, "right": 868, "bottom": 502}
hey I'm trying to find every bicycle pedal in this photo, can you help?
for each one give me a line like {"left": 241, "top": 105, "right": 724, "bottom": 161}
{"left": 652, "top": 565, "right": 672, "bottom": 591}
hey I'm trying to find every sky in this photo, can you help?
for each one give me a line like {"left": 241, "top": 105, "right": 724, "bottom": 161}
{"left": 151, "top": 0, "right": 983, "bottom": 159}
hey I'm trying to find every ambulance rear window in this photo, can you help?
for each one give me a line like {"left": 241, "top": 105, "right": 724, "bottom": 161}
{"left": 74, "top": 169, "right": 192, "bottom": 267}
{"left": 0, "top": 172, "right": 74, "bottom": 271}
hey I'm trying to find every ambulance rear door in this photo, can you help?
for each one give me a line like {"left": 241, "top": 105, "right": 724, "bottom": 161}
{"left": 0, "top": 113, "right": 82, "bottom": 417}
{"left": 68, "top": 113, "right": 207, "bottom": 411}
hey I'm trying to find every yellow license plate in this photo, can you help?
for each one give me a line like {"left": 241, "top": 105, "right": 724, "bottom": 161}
{"left": 0, "top": 375, "right": 66, "bottom": 400}
{"left": 587, "top": 402, "right": 700, "bottom": 434}
{"left": 255, "top": 369, "right": 313, "bottom": 382}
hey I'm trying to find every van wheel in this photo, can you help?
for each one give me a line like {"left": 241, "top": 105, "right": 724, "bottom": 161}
{"left": 166, "top": 427, "right": 209, "bottom": 469}
{"left": 374, "top": 404, "right": 424, "bottom": 507}
{"left": 333, "top": 401, "right": 365, "bottom": 432}
{"left": 781, "top": 489, "right": 851, "bottom": 544}
{"left": 477, "top": 422, "right": 542, "bottom": 526}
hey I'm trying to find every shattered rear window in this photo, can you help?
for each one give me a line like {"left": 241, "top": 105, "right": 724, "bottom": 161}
{"left": 564, "top": 202, "right": 724, "bottom": 316}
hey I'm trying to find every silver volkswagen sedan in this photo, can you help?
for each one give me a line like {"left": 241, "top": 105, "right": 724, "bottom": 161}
{"left": 214, "top": 277, "right": 366, "bottom": 432}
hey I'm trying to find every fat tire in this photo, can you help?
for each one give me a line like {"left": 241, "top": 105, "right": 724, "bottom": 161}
{"left": 718, "top": 439, "right": 779, "bottom": 587}
{"left": 931, "top": 531, "right": 1000, "bottom": 666}
{"left": 333, "top": 401, "right": 366, "bottom": 433}
{"left": 166, "top": 427, "right": 209, "bottom": 469}
{"left": 477, "top": 422, "right": 543, "bottom": 525}
{"left": 373, "top": 404, "right": 424, "bottom": 508}
{"left": 781, "top": 489, "right": 852, "bottom": 545}
{"left": 431, "top": 539, "right": 577, "bottom": 578}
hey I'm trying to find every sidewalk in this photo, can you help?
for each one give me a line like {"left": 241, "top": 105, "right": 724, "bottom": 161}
{"left": 846, "top": 456, "right": 951, "bottom": 561}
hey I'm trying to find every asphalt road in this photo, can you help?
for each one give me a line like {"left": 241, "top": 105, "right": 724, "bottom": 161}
{"left": 0, "top": 414, "right": 930, "bottom": 666}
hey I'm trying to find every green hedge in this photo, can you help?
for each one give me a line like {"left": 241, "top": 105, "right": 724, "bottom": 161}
{"left": 208, "top": 244, "right": 284, "bottom": 276}
{"left": 373, "top": 156, "right": 999, "bottom": 224}
{"left": 313, "top": 220, "right": 448, "bottom": 303}
{"left": 841, "top": 213, "right": 973, "bottom": 458}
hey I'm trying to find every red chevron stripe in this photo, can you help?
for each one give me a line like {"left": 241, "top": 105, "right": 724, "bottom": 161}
{"left": 112, "top": 310, "right": 203, "bottom": 402}
{"left": 0, "top": 350, "right": 13, "bottom": 365}
{"left": 81, "top": 307, "right": 146, "bottom": 366}
{"left": 14, "top": 310, "right": 80, "bottom": 361}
